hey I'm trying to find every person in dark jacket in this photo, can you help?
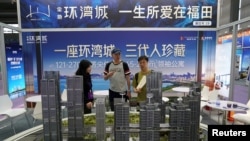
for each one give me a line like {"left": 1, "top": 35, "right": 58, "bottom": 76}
{"left": 75, "top": 59, "right": 94, "bottom": 114}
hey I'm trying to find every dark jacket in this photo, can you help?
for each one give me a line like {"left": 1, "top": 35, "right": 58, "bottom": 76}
{"left": 75, "top": 60, "right": 94, "bottom": 113}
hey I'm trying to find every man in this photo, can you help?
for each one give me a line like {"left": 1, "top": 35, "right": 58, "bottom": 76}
{"left": 132, "top": 55, "right": 152, "bottom": 104}
{"left": 103, "top": 48, "right": 131, "bottom": 111}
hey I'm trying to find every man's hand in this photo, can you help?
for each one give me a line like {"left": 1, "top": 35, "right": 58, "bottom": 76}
{"left": 104, "top": 71, "right": 115, "bottom": 80}
{"left": 108, "top": 71, "right": 115, "bottom": 77}
{"left": 126, "top": 91, "right": 131, "bottom": 99}
{"left": 86, "top": 102, "right": 93, "bottom": 109}
{"left": 133, "top": 88, "right": 142, "bottom": 93}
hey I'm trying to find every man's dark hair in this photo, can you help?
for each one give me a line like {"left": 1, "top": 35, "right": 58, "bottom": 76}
{"left": 138, "top": 55, "right": 149, "bottom": 62}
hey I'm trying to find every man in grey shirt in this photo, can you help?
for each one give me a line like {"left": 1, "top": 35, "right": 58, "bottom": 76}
{"left": 103, "top": 48, "right": 131, "bottom": 111}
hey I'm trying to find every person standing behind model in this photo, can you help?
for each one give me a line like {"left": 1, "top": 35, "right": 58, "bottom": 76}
{"left": 75, "top": 59, "right": 94, "bottom": 114}
{"left": 132, "top": 55, "right": 153, "bottom": 104}
{"left": 103, "top": 48, "right": 131, "bottom": 111}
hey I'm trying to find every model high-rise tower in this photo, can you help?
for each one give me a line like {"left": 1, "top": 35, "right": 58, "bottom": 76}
{"left": 146, "top": 71, "right": 162, "bottom": 104}
{"left": 96, "top": 97, "right": 106, "bottom": 140}
{"left": 146, "top": 71, "right": 166, "bottom": 123}
{"left": 168, "top": 100, "right": 191, "bottom": 141}
{"left": 40, "top": 71, "right": 62, "bottom": 141}
{"left": 182, "top": 83, "right": 202, "bottom": 141}
{"left": 139, "top": 102, "right": 161, "bottom": 141}
{"left": 67, "top": 76, "right": 84, "bottom": 140}
{"left": 114, "top": 100, "right": 130, "bottom": 141}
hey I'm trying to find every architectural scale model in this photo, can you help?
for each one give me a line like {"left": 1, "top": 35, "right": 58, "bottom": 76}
{"left": 114, "top": 100, "right": 130, "bottom": 141}
{"left": 39, "top": 71, "right": 203, "bottom": 141}
{"left": 168, "top": 83, "right": 201, "bottom": 141}
{"left": 66, "top": 76, "right": 84, "bottom": 140}
{"left": 182, "top": 83, "right": 202, "bottom": 141}
{"left": 146, "top": 71, "right": 166, "bottom": 123}
{"left": 96, "top": 97, "right": 106, "bottom": 141}
{"left": 40, "top": 71, "right": 62, "bottom": 141}
{"left": 139, "top": 103, "right": 161, "bottom": 141}
{"left": 168, "top": 99, "right": 191, "bottom": 141}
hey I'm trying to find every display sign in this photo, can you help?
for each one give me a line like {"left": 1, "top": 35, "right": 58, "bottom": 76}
{"left": 242, "top": 48, "right": 250, "bottom": 70}
{"left": 5, "top": 44, "right": 26, "bottom": 99}
{"left": 22, "top": 31, "right": 216, "bottom": 91}
{"left": 214, "top": 42, "right": 232, "bottom": 98}
{"left": 218, "top": 29, "right": 250, "bottom": 71}
{"left": 243, "top": 31, "right": 250, "bottom": 48}
{"left": 218, "top": 30, "right": 250, "bottom": 48}
{"left": 19, "top": 0, "right": 217, "bottom": 28}
{"left": 215, "top": 42, "right": 232, "bottom": 78}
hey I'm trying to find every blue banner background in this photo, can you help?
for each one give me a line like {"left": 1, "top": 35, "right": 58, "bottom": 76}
{"left": 43, "top": 31, "right": 198, "bottom": 91}
{"left": 23, "top": 30, "right": 214, "bottom": 92}
{"left": 20, "top": 0, "right": 217, "bottom": 28}
{"left": 22, "top": 30, "right": 216, "bottom": 92}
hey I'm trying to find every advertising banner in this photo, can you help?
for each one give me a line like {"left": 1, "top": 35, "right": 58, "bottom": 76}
{"left": 218, "top": 30, "right": 250, "bottom": 71}
{"left": 22, "top": 31, "right": 216, "bottom": 92}
{"left": 242, "top": 48, "right": 250, "bottom": 70}
{"left": 20, "top": 0, "right": 217, "bottom": 28}
{"left": 5, "top": 44, "right": 26, "bottom": 99}
{"left": 214, "top": 42, "right": 232, "bottom": 97}
{"left": 243, "top": 30, "right": 250, "bottom": 48}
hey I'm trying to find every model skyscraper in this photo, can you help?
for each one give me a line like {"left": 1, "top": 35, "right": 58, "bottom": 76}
{"left": 96, "top": 97, "right": 106, "bottom": 140}
{"left": 182, "top": 83, "right": 202, "bottom": 141}
{"left": 40, "top": 71, "right": 62, "bottom": 141}
{"left": 114, "top": 99, "right": 130, "bottom": 141}
{"left": 139, "top": 102, "right": 161, "bottom": 141}
{"left": 67, "top": 76, "right": 84, "bottom": 140}
{"left": 168, "top": 99, "right": 191, "bottom": 141}
{"left": 146, "top": 71, "right": 166, "bottom": 123}
{"left": 146, "top": 71, "right": 162, "bottom": 104}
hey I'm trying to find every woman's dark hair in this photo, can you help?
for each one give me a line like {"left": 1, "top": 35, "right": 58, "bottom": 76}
{"left": 138, "top": 55, "right": 149, "bottom": 62}
{"left": 75, "top": 59, "right": 92, "bottom": 76}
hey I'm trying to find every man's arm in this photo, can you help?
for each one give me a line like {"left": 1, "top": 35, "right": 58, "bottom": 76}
{"left": 132, "top": 74, "right": 142, "bottom": 93}
{"left": 126, "top": 74, "right": 131, "bottom": 99}
{"left": 123, "top": 62, "right": 131, "bottom": 98}
{"left": 103, "top": 62, "right": 112, "bottom": 80}
{"left": 104, "top": 71, "right": 115, "bottom": 80}
{"left": 103, "top": 72, "right": 109, "bottom": 80}
{"left": 126, "top": 74, "right": 131, "bottom": 91}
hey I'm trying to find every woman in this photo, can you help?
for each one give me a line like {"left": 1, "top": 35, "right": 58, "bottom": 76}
{"left": 75, "top": 59, "right": 94, "bottom": 114}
